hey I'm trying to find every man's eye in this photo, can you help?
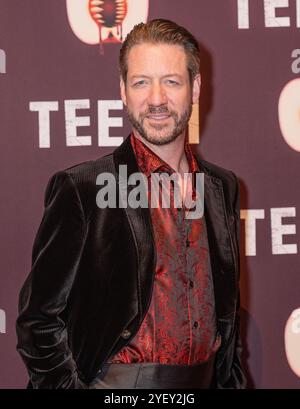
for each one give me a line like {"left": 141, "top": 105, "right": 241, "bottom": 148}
{"left": 133, "top": 80, "right": 146, "bottom": 87}
{"left": 166, "top": 79, "right": 179, "bottom": 85}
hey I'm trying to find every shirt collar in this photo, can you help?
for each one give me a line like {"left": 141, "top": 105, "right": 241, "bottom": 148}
{"left": 130, "top": 133, "right": 199, "bottom": 178}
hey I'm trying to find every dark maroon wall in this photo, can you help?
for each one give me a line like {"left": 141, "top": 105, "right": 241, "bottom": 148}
{"left": 0, "top": 0, "right": 299, "bottom": 388}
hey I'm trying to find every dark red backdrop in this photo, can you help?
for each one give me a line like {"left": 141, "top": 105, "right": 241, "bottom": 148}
{"left": 0, "top": 0, "right": 299, "bottom": 388}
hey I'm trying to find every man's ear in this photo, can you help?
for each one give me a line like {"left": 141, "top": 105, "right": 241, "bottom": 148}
{"left": 192, "top": 74, "right": 201, "bottom": 104}
{"left": 120, "top": 77, "right": 127, "bottom": 107}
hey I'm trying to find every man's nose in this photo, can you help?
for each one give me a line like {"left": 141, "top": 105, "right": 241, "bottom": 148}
{"left": 147, "top": 83, "right": 167, "bottom": 106}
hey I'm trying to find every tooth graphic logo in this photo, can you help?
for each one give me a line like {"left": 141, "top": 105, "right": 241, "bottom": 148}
{"left": 89, "top": 0, "right": 128, "bottom": 52}
{"left": 285, "top": 308, "right": 300, "bottom": 378}
{"left": 66, "top": 0, "right": 149, "bottom": 52}
{"left": 278, "top": 78, "right": 300, "bottom": 152}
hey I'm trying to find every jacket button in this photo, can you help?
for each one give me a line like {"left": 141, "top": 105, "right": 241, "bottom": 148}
{"left": 121, "top": 329, "right": 131, "bottom": 339}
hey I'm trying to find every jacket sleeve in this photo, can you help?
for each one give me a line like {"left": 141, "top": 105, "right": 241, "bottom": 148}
{"left": 16, "top": 171, "right": 88, "bottom": 389}
{"left": 218, "top": 172, "right": 247, "bottom": 389}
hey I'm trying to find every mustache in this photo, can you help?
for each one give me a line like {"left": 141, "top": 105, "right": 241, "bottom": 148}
{"left": 146, "top": 105, "right": 170, "bottom": 115}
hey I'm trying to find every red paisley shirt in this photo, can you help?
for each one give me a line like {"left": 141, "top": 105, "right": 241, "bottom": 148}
{"left": 109, "top": 134, "right": 220, "bottom": 364}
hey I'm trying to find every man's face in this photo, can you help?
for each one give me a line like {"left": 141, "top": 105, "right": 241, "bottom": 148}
{"left": 120, "top": 43, "right": 200, "bottom": 146}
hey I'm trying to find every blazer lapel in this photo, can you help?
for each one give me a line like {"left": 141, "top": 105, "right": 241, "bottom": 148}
{"left": 113, "top": 136, "right": 156, "bottom": 323}
{"left": 202, "top": 172, "right": 237, "bottom": 319}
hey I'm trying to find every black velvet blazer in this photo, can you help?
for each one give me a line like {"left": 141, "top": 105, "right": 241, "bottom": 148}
{"left": 16, "top": 136, "right": 246, "bottom": 389}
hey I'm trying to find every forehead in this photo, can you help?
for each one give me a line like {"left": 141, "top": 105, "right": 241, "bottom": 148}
{"left": 126, "top": 43, "right": 188, "bottom": 77}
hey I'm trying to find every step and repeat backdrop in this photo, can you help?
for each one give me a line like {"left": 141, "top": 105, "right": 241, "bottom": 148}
{"left": 0, "top": 0, "right": 299, "bottom": 388}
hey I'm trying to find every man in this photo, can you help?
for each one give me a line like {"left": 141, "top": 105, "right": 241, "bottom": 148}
{"left": 16, "top": 19, "right": 246, "bottom": 389}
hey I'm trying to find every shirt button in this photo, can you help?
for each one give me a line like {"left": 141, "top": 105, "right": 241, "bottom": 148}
{"left": 189, "top": 280, "right": 194, "bottom": 289}
{"left": 121, "top": 329, "right": 131, "bottom": 339}
{"left": 193, "top": 321, "right": 199, "bottom": 329}
{"left": 186, "top": 239, "right": 190, "bottom": 247}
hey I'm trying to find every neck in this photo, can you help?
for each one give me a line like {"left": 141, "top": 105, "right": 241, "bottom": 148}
{"left": 133, "top": 130, "right": 189, "bottom": 174}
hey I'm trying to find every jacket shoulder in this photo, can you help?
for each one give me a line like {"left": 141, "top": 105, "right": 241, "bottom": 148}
{"left": 196, "top": 157, "right": 239, "bottom": 211}
{"left": 63, "top": 153, "right": 115, "bottom": 181}
{"left": 197, "top": 157, "right": 237, "bottom": 184}
{"left": 46, "top": 153, "right": 116, "bottom": 218}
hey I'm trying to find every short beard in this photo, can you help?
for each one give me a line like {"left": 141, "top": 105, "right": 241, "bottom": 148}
{"left": 125, "top": 103, "right": 193, "bottom": 146}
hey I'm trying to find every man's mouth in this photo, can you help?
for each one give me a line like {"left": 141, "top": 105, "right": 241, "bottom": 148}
{"left": 146, "top": 114, "right": 170, "bottom": 120}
